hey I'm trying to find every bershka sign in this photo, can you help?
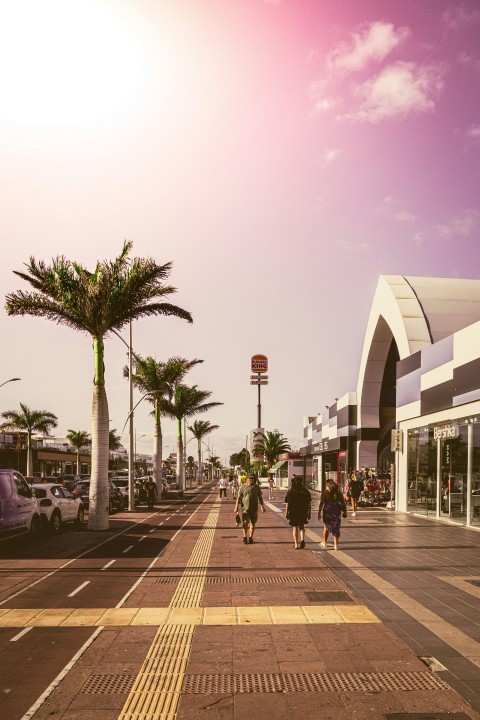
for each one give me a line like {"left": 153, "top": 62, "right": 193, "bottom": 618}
{"left": 433, "top": 423, "right": 459, "bottom": 441}
{"left": 251, "top": 354, "right": 268, "bottom": 373}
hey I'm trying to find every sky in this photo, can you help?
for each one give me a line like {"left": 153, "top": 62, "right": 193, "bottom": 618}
{"left": 1, "top": 0, "right": 479, "bottom": 464}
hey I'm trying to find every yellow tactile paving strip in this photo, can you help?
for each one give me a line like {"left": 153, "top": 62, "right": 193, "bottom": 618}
{"left": 118, "top": 500, "right": 221, "bottom": 720}
{"left": 0, "top": 604, "right": 379, "bottom": 627}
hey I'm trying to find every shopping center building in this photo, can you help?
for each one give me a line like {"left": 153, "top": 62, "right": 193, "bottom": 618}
{"left": 300, "top": 275, "right": 480, "bottom": 527}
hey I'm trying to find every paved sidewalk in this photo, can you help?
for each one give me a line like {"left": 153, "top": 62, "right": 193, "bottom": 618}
{"left": 29, "top": 487, "right": 480, "bottom": 720}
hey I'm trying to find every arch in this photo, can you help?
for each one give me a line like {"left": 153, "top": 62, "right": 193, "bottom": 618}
{"left": 356, "top": 276, "right": 432, "bottom": 468}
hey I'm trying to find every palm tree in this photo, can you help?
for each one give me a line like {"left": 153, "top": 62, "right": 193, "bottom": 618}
{"left": 125, "top": 356, "right": 202, "bottom": 497}
{"left": 109, "top": 429, "right": 123, "bottom": 451}
{"left": 66, "top": 429, "right": 91, "bottom": 476}
{"left": 5, "top": 241, "right": 192, "bottom": 530}
{"left": 206, "top": 454, "right": 222, "bottom": 481}
{"left": 253, "top": 429, "right": 291, "bottom": 468}
{"left": 188, "top": 420, "right": 219, "bottom": 485}
{"left": 162, "top": 385, "right": 222, "bottom": 490}
{"left": 1, "top": 403, "right": 58, "bottom": 476}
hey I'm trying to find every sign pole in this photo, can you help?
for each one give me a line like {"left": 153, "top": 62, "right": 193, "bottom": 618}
{"left": 257, "top": 372, "right": 261, "bottom": 428}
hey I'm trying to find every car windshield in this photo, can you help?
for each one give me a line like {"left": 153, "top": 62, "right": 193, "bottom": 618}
{"left": 113, "top": 479, "right": 128, "bottom": 488}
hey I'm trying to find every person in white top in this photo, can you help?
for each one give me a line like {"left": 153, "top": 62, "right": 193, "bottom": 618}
{"left": 218, "top": 475, "right": 229, "bottom": 499}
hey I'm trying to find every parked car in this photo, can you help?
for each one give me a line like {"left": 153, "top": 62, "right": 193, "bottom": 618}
{"left": 110, "top": 477, "right": 139, "bottom": 505}
{"left": 58, "top": 474, "right": 79, "bottom": 491}
{"left": 32, "top": 483, "right": 84, "bottom": 532}
{"left": 0, "top": 469, "right": 41, "bottom": 540}
{"left": 72, "top": 479, "right": 125, "bottom": 513}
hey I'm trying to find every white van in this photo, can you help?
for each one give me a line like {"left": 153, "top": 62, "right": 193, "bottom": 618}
{"left": 0, "top": 469, "right": 41, "bottom": 540}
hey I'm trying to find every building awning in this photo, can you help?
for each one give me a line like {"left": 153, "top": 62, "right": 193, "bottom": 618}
{"left": 270, "top": 460, "right": 287, "bottom": 473}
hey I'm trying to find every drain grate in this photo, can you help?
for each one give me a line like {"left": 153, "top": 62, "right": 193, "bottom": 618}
{"left": 82, "top": 674, "right": 136, "bottom": 694}
{"left": 183, "top": 671, "right": 448, "bottom": 694}
{"left": 155, "top": 574, "right": 335, "bottom": 585}
{"left": 385, "top": 715, "right": 472, "bottom": 720}
{"left": 466, "top": 579, "right": 480, "bottom": 588}
{"left": 305, "top": 591, "right": 353, "bottom": 602}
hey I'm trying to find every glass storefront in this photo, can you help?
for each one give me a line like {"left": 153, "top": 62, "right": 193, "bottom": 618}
{"left": 407, "top": 416, "right": 480, "bottom": 526}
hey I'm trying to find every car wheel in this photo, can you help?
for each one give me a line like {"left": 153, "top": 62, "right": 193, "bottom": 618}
{"left": 76, "top": 507, "right": 85, "bottom": 525}
{"left": 30, "top": 515, "right": 41, "bottom": 538}
{"left": 50, "top": 510, "right": 62, "bottom": 534}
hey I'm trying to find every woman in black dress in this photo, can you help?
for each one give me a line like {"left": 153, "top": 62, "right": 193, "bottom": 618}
{"left": 285, "top": 475, "right": 311, "bottom": 549}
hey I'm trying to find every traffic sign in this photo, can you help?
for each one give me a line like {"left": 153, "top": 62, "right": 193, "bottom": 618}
{"left": 251, "top": 375, "right": 269, "bottom": 380}
{"left": 251, "top": 380, "right": 268, "bottom": 385}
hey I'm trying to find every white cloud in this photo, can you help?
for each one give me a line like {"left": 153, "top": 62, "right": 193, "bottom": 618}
{"left": 313, "top": 97, "right": 338, "bottom": 113}
{"left": 393, "top": 210, "right": 416, "bottom": 222}
{"left": 378, "top": 196, "right": 416, "bottom": 222}
{"left": 323, "top": 148, "right": 341, "bottom": 163}
{"left": 458, "top": 52, "right": 480, "bottom": 72}
{"left": 339, "top": 240, "right": 371, "bottom": 253}
{"left": 341, "top": 61, "right": 445, "bottom": 123}
{"left": 327, "top": 21, "right": 410, "bottom": 74}
{"left": 442, "top": 5, "right": 480, "bottom": 31}
{"left": 434, "top": 209, "right": 478, "bottom": 239}
{"left": 465, "top": 122, "right": 480, "bottom": 146}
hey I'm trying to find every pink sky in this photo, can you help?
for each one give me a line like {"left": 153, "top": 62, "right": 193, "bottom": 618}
{"left": 1, "top": 0, "right": 479, "bottom": 462}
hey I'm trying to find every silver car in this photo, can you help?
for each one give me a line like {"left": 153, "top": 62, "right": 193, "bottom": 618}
{"left": 32, "top": 483, "right": 85, "bottom": 533}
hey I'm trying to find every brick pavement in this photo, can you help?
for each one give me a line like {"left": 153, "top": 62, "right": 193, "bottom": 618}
{"left": 28, "top": 486, "right": 480, "bottom": 720}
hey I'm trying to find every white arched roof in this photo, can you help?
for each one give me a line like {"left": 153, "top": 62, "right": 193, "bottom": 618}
{"left": 356, "top": 275, "right": 480, "bottom": 430}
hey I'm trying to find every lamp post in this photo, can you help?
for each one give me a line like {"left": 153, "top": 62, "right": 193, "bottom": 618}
{"left": 0, "top": 377, "right": 21, "bottom": 389}
{"left": 135, "top": 432, "right": 146, "bottom": 476}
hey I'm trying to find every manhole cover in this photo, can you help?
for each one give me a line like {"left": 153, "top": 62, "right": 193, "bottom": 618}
{"left": 305, "top": 591, "right": 353, "bottom": 602}
{"left": 466, "top": 579, "right": 480, "bottom": 588}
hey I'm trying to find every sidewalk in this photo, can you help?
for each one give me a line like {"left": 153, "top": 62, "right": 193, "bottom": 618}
{"left": 30, "top": 487, "right": 480, "bottom": 720}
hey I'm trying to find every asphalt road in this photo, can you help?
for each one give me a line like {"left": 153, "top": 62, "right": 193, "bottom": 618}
{"left": 0, "top": 487, "right": 209, "bottom": 720}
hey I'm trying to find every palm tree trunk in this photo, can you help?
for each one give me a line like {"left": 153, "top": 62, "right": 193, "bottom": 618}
{"left": 88, "top": 337, "right": 110, "bottom": 531}
{"left": 197, "top": 439, "right": 202, "bottom": 486}
{"left": 153, "top": 400, "right": 162, "bottom": 497}
{"left": 176, "top": 417, "right": 184, "bottom": 491}
{"left": 26, "top": 431, "right": 32, "bottom": 477}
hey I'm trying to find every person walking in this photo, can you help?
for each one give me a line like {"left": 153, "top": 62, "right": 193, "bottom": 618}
{"left": 143, "top": 476, "right": 157, "bottom": 510}
{"left": 348, "top": 471, "right": 363, "bottom": 517}
{"left": 285, "top": 475, "right": 311, "bottom": 549}
{"left": 318, "top": 479, "right": 347, "bottom": 551}
{"left": 268, "top": 474, "right": 275, "bottom": 500}
{"left": 231, "top": 474, "right": 239, "bottom": 499}
{"left": 218, "top": 475, "right": 228, "bottom": 499}
{"left": 234, "top": 474, "right": 265, "bottom": 544}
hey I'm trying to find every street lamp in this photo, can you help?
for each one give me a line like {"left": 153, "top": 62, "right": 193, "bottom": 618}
{"left": 135, "top": 432, "right": 146, "bottom": 476}
{"left": 0, "top": 377, "right": 21, "bottom": 389}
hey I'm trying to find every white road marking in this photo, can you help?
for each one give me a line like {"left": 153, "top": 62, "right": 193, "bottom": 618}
{"left": 149, "top": 528, "right": 155, "bottom": 533}
{"left": 265, "top": 501, "right": 281, "bottom": 513}
{"left": 68, "top": 581, "right": 90, "bottom": 597}
{"left": 10, "top": 627, "right": 33, "bottom": 642}
{"left": 101, "top": 560, "right": 116, "bottom": 571}
{"left": 122, "top": 545, "right": 134, "bottom": 554}
{"left": 138, "top": 536, "right": 147, "bottom": 542}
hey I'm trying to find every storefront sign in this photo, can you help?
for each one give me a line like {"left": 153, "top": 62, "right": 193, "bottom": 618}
{"left": 433, "top": 423, "right": 459, "bottom": 441}
{"left": 391, "top": 429, "right": 403, "bottom": 452}
{"left": 251, "top": 354, "right": 268, "bottom": 373}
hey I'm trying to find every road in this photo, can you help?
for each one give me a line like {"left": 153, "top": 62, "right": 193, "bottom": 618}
{"left": 0, "top": 487, "right": 208, "bottom": 720}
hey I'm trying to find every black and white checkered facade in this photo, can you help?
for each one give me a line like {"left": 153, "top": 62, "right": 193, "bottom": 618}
{"left": 300, "top": 275, "right": 480, "bottom": 522}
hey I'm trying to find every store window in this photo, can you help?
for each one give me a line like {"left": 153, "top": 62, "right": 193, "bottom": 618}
{"left": 407, "top": 426, "right": 437, "bottom": 515}
{"left": 470, "top": 420, "right": 480, "bottom": 526}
